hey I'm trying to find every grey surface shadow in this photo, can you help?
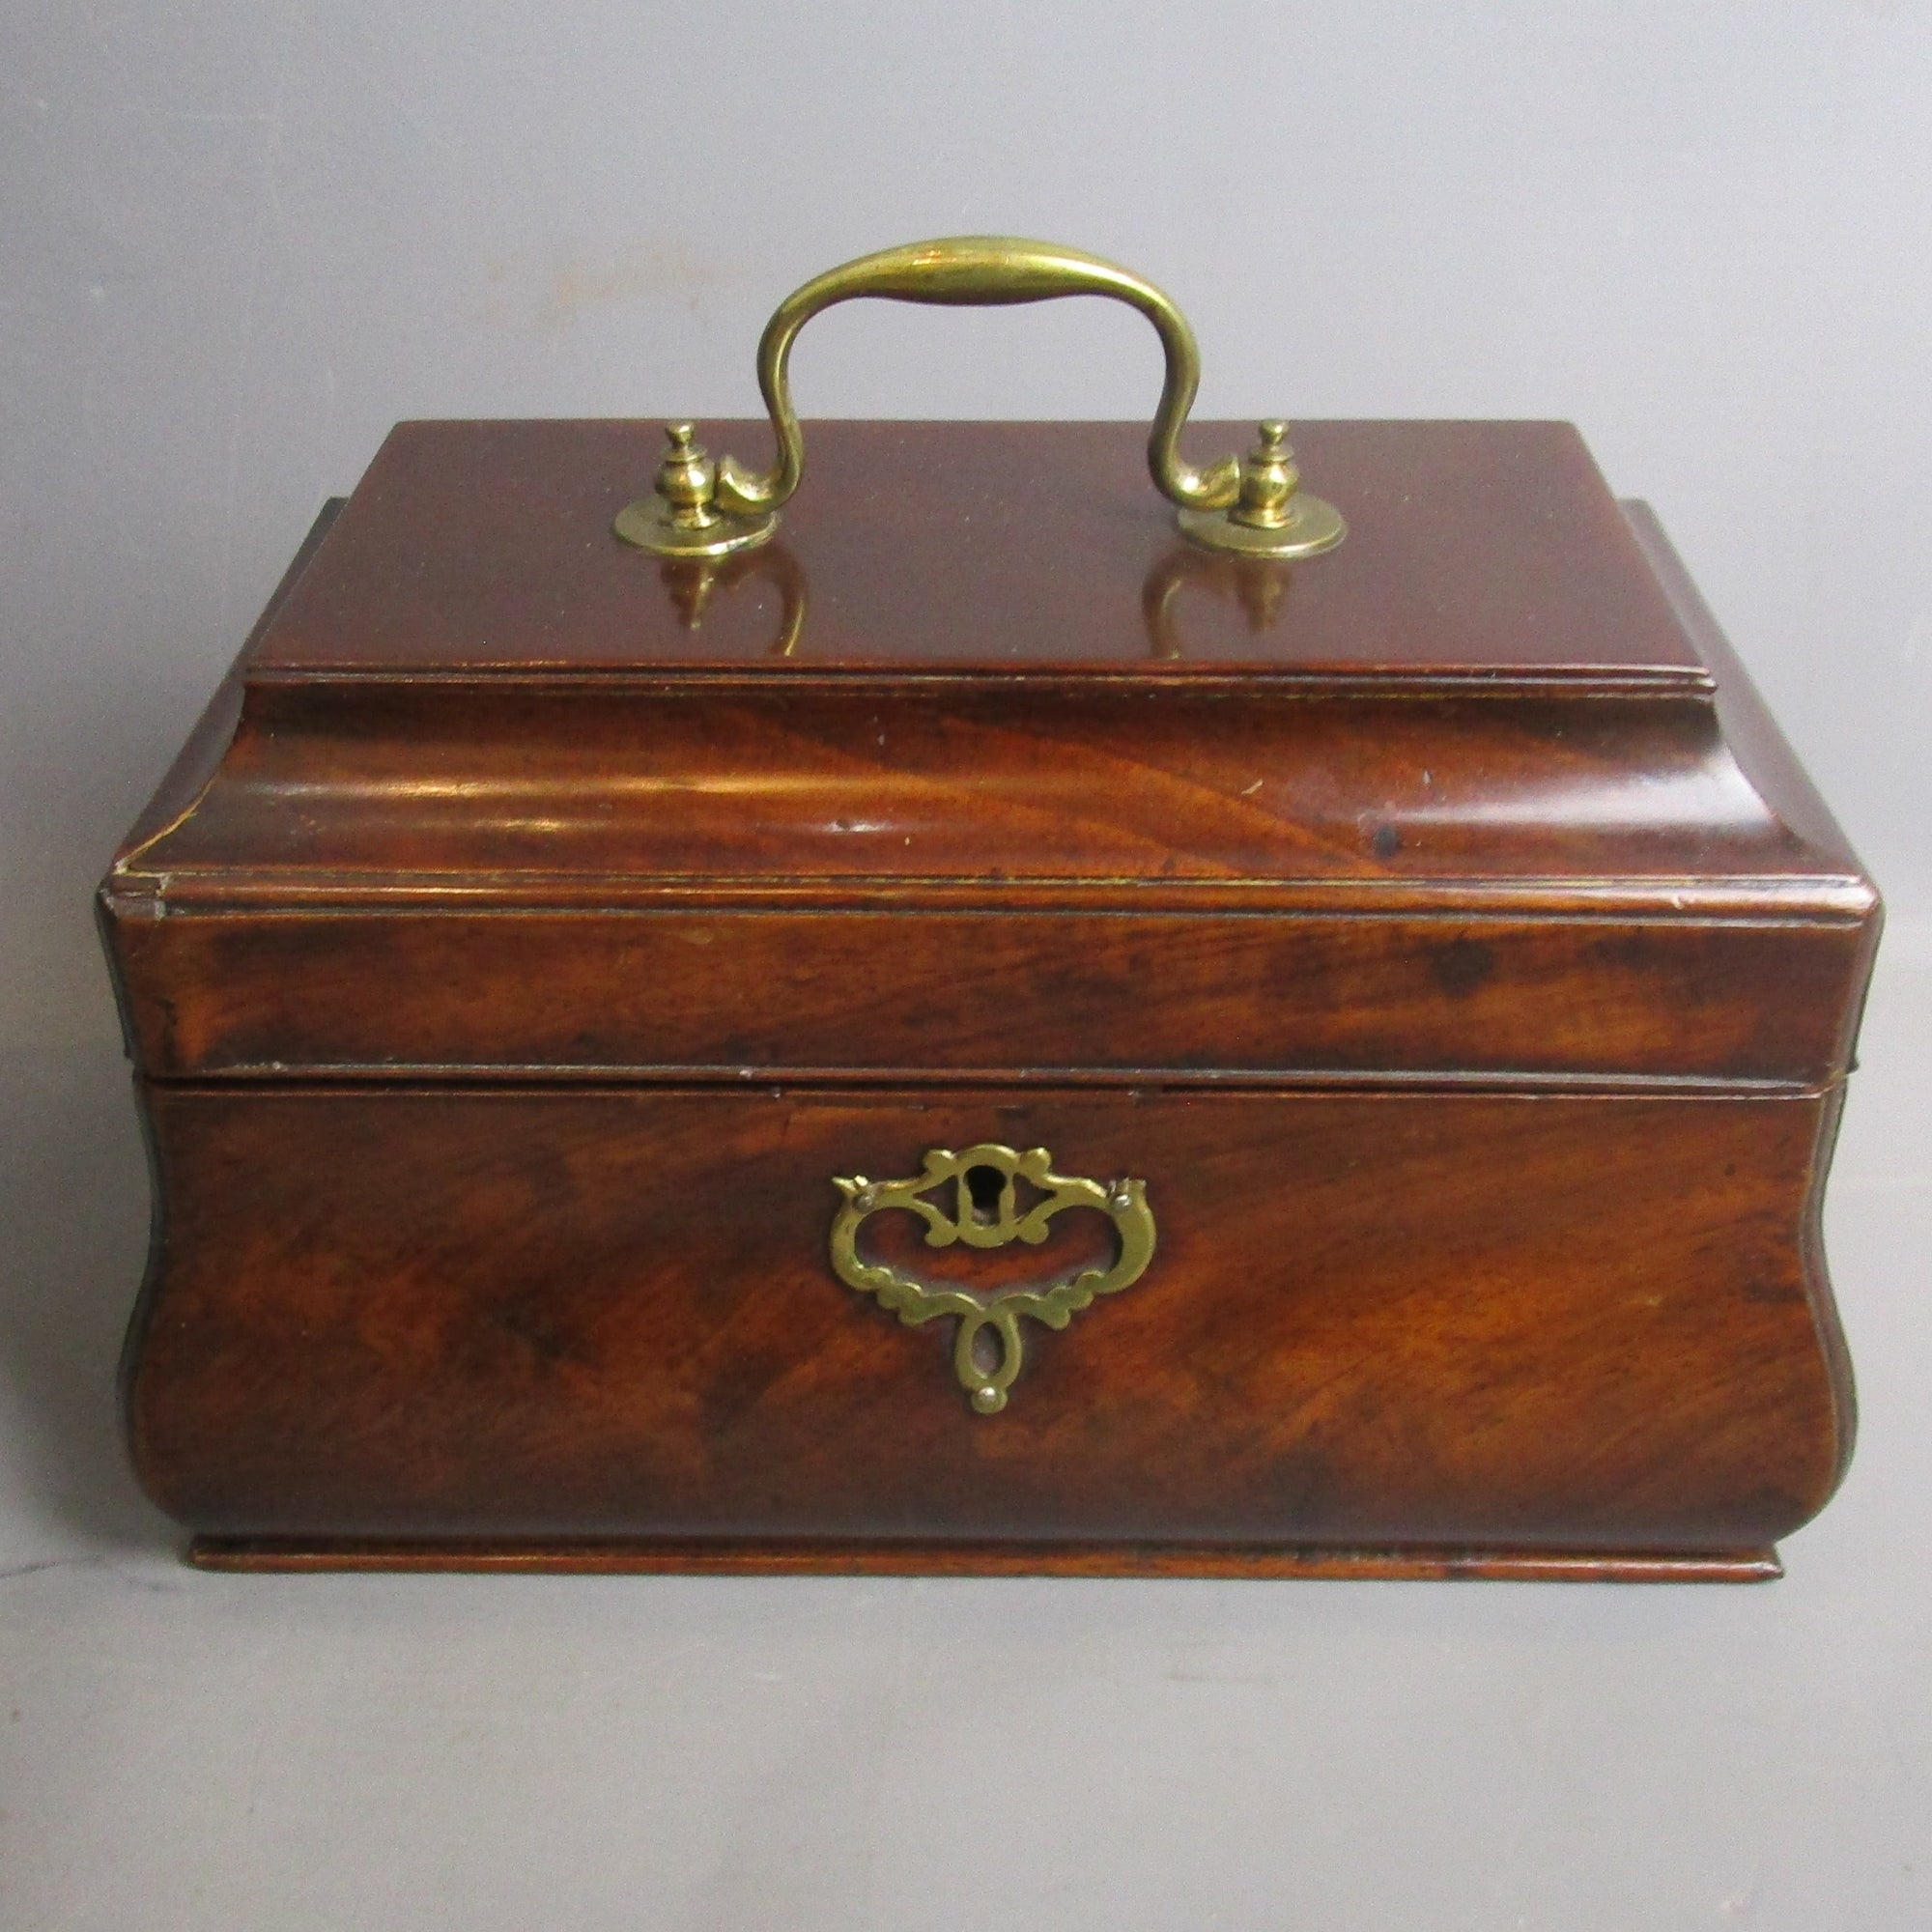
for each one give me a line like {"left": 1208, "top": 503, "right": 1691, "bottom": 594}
{"left": 0, "top": 1038, "right": 180, "bottom": 1553}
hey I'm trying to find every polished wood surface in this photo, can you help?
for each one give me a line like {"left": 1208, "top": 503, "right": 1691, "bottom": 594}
{"left": 113, "top": 685, "right": 1832, "bottom": 890}
{"left": 127, "top": 1085, "right": 1848, "bottom": 1554}
{"left": 111, "top": 905, "right": 1864, "bottom": 1087}
{"left": 106, "top": 500, "right": 1875, "bottom": 1091}
{"left": 244, "top": 419, "right": 1706, "bottom": 678}
{"left": 99, "top": 419, "right": 1880, "bottom": 1576}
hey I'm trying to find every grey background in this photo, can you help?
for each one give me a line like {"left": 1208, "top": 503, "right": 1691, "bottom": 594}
{"left": 3, "top": 4, "right": 1928, "bottom": 1927}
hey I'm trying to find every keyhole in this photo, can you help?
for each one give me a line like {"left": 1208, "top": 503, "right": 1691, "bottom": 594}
{"left": 963, "top": 1164, "right": 1006, "bottom": 1227}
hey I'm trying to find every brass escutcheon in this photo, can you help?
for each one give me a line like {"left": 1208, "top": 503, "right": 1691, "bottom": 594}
{"left": 830, "top": 1143, "right": 1156, "bottom": 1414}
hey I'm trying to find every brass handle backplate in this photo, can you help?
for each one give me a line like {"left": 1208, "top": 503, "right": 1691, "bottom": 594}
{"left": 615, "top": 236, "right": 1343, "bottom": 564}
{"left": 830, "top": 1142, "right": 1155, "bottom": 1415}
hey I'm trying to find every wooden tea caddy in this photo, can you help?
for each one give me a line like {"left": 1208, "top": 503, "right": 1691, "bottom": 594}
{"left": 99, "top": 239, "right": 1879, "bottom": 1580}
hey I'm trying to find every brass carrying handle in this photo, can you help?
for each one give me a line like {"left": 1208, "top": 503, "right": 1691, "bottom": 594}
{"left": 722, "top": 237, "right": 1236, "bottom": 519}
{"left": 614, "top": 236, "right": 1344, "bottom": 563}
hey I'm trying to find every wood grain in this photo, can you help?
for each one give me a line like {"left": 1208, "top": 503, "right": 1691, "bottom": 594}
{"left": 98, "top": 419, "right": 1880, "bottom": 1577}
{"left": 125, "top": 1084, "right": 1851, "bottom": 1556}
{"left": 109, "top": 903, "right": 1866, "bottom": 1088}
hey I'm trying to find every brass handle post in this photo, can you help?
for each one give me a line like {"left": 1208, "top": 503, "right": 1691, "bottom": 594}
{"left": 615, "top": 236, "right": 1344, "bottom": 563}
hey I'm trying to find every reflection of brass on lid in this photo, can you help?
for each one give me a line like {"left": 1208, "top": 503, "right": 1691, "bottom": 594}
{"left": 1235, "top": 561, "right": 1290, "bottom": 630}
{"left": 1142, "top": 543, "right": 1296, "bottom": 659}
{"left": 652, "top": 545, "right": 810, "bottom": 656}
{"left": 1177, "top": 421, "right": 1346, "bottom": 560}
{"left": 659, "top": 555, "right": 717, "bottom": 629}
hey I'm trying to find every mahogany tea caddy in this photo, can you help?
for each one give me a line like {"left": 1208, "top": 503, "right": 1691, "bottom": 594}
{"left": 99, "top": 240, "right": 1878, "bottom": 1579}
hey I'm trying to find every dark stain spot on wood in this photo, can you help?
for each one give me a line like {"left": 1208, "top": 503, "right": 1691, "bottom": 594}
{"left": 1741, "top": 1277, "right": 1805, "bottom": 1306}
{"left": 1370, "top": 823, "right": 1403, "bottom": 860}
{"left": 1431, "top": 935, "right": 1497, "bottom": 997}
{"left": 493, "top": 1299, "right": 578, "bottom": 1367}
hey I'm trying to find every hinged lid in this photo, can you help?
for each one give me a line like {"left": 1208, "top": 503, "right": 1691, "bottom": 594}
{"left": 101, "top": 234, "right": 1875, "bottom": 1092}
{"left": 246, "top": 417, "right": 1706, "bottom": 691}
